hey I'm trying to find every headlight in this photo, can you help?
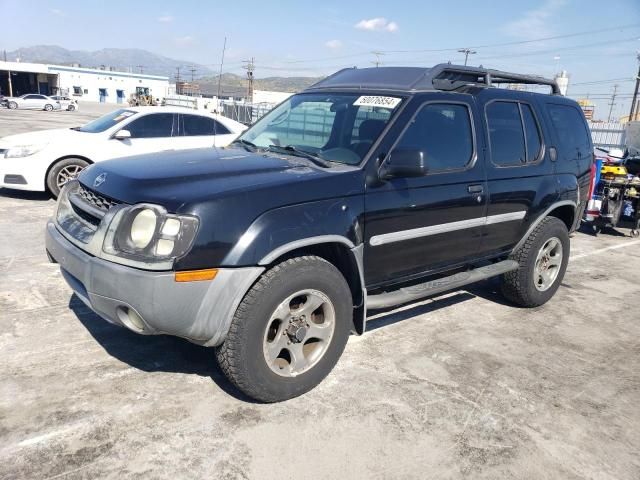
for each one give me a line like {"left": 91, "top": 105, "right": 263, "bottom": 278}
{"left": 4, "top": 144, "right": 48, "bottom": 158}
{"left": 130, "top": 209, "right": 157, "bottom": 249}
{"left": 103, "top": 204, "right": 199, "bottom": 265}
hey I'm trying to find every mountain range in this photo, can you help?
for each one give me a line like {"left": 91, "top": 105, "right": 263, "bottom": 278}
{"left": 3, "top": 45, "right": 322, "bottom": 95}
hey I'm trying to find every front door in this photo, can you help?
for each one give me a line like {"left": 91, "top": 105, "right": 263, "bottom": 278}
{"left": 364, "top": 94, "right": 488, "bottom": 287}
{"left": 106, "top": 113, "right": 177, "bottom": 160}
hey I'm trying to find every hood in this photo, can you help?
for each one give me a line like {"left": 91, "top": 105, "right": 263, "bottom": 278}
{"left": 0, "top": 128, "right": 81, "bottom": 147}
{"left": 78, "top": 146, "right": 361, "bottom": 212}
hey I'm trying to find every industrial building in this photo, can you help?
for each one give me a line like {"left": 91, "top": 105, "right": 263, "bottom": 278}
{"left": 0, "top": 61, "right": 170, "bottom": 104}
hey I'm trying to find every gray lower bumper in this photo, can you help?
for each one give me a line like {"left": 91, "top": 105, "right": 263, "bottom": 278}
{"left": 46, "top": 221, "right": 264, "bottom": 346}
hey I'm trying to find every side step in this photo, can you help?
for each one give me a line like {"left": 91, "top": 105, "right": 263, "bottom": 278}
{"left": 366, "top": 260, "right": 519, "bottom": 310}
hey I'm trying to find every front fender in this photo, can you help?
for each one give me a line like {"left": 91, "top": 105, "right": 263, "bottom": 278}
{"left": 222, "top": 195, "right": 365, "bottom": 266}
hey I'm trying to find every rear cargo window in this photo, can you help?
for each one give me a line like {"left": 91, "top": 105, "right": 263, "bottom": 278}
{"left": 393, "top": 103, "right": 474, "bottom": 172}
{"left": 486, "top": 101, "right": 526, "bottom": 166}
{"left": 547, "top": 104, "right": 591, "bottom": 161}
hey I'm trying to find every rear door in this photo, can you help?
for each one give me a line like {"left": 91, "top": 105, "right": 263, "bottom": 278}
{"left": 364, "top": 93, "right": 488, "bottom": 287}
{"left": 479, "top": 95, "right": 553, "bottom": 254}
{"left": 174, "top": 113, "right": 236, "bottom": 149}
{"left": 23, "top": 95, "right": 42, "bottom": 109}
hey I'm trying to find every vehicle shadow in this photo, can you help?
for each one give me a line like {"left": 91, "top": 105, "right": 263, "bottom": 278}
{"left": 0, "top": 188, "right": 52, "bottom": 201}
{"left": 68, "top": 294, "right": 258, "bottom": 403}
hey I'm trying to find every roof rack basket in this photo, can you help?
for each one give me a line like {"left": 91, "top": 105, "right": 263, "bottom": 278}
{"left": 428, "top": 64, "right": 560, "bottom": 95}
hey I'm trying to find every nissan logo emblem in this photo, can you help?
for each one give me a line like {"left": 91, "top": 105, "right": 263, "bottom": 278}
{"left": 93, "top": 173, "right": 107, "bottom": 188}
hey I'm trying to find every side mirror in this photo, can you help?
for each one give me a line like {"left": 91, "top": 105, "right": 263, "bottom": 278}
{"left": 114, "top": 129, "right": 131, "bottom": 140}
{"left": 380, "top": 149, "right": 427, "bottom": 179}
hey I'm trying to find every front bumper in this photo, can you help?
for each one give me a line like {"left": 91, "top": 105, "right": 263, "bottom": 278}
{"left": 0, "top": 152, "right": 48, "bottom": 191}
{"left": 46, "top": 220, "right": 264, "bottom": 346}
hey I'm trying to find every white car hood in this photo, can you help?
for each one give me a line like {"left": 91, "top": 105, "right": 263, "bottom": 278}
{"left": 0, "top": 128, "right": 82, "bottom": 148}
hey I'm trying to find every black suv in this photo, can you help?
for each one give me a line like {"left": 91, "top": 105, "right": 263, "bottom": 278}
{"left": 46, "top": 65, "right": 593, "bottom": 402}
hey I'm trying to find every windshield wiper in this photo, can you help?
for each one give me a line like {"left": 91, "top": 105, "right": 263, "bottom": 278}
{"left": 231, "top": 138, "right": 259, "bottom": 151}
{"left": 268, "top": 145, "right": 331, "bottom": 168}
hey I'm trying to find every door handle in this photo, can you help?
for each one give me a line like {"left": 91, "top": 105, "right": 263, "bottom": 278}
{"left": 467, "top": 184, "right": 484, "bottom": 194}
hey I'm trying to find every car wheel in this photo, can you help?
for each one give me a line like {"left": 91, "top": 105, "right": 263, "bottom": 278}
{"left": 46, "top": 158, "right": 89, "bottom": 198}
{"left": 216, "top": 255, "right": 353, "bottom": 402}
{"left": 44, "top": 104, "right": 54, "bottom": 111}
{"left": 8, "top": 101, "right": 17, "bottom": 109}
{"left": 68, "top": 105, "right": 76, "bottom": 111}
{"left": 501, "top": 216, "right": 570, "bottom": 308}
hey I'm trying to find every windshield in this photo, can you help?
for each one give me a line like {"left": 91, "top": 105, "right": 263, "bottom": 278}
{"left": 78, "top": 109, "right": 137, "bottom": 133}
{"left": 238, "top": 93, "right": 402, "bottom": 165}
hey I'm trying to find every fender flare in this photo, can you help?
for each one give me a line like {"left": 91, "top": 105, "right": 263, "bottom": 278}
{"left": 512, "top": 200, "right": 577, "bottom": 253}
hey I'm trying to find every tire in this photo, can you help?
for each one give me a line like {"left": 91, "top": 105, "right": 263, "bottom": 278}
{"left": 46, "top": 158, "right": 89, "bottom": 198}
{"left": 8, "top": 101, "right": 17, "bottom": 109}
{"left": 44, "top": 104, "right": 53, "bottom": 111}
{"left": 216, "top": 255, "right": 353, "bottom": 402}
{"left": 501, "top": 216, "right": 570, "bottom": 308}
{"left": 68, "top": 105, "right": 76, "bottom": 111}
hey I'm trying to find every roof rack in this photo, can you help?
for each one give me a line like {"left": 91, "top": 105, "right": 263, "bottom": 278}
{"left": 429, "top": 64, "right": 560, "bottom": 95}
{"left": 305, "top": 64, "right": 560, "bottom": 95}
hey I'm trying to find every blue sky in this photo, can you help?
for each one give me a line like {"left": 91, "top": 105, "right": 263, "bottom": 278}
{"left": 1, "top": 0, "right": 639, "bottom": 120}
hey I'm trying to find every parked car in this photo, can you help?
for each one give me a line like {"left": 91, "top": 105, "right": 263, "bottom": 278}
{"left": 0, "top": 106, "right": 246, "bottom": 197}
{"left": 50, "top": 95, "right": 79, "bottom": 111}
{"left": 4, "top": 94, "right": 62, "bottom": 111}
{"left": 46, "top": 65, "right": 593, "bottom": 402}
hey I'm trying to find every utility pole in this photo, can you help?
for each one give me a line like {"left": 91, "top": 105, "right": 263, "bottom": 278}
{"left": 607, "top": 84, "right": 619, "bottom": 123}
{"left": 629, "top": 53, "right": 640, "bottom": 122}
{"left": 371, "top": 51, "right": 385, "bottom": 67}
{"left": 4, "top": 49, "right": 12, "bottom": 97}
{"left": 137, "top": 65, "right": 144, "bottom": 74}
{"left": 458, "top": 48, "right": 477, "bottom": 66}
{"left": 190, "top": 66, "right": 196, "bottom": 82}
{"left": 216, "top": 36, "right": 227, "bottom": 102}
{"left": 243, "top": 57, "right": 255, "bottom": 102}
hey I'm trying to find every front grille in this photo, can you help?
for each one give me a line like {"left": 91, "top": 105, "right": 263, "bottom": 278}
{"left": 78, "top": 184, "right": 120, "bottom": 211}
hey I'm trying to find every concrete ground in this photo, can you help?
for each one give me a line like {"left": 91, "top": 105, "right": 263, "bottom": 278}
{"left": 1, "top": 110, "right": 640, "bottom": 479}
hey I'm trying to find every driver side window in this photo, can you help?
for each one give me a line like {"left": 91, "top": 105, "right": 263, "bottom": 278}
{"left": 392, "top": 103, "right": 474, "bottom": 173}
{"left": 125, "top": 113, "right": 175, "bottom": 138}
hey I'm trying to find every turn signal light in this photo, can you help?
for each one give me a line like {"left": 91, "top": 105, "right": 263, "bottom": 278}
{"left": 175, "top": 269, "right": 218, "bottom": 282}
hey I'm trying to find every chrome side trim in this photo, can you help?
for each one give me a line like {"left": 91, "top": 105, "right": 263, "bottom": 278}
{"left": 369, "top": 211, "right": 526, "bottom": 247}
{"left": 512, "top": 200, "right": 577, "bottom": 253}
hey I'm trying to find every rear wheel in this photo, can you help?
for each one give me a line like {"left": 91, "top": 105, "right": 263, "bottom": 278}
{"left": 44, "top": 104, "right": 53, "bottom": 111}
{"left": 216, "top": 256, "right": 352, "bottom": 402}
{"left": 8, "top": 101, "right": 17, "bottom": 109}
{"left": 46, "top": 158, "right": 89, "bottom": 198}
{"left": 68, "top": 104, "right": 76, "bottom": 111}
{"left": 501, "top": 216, "right": 569, "bottom": 307}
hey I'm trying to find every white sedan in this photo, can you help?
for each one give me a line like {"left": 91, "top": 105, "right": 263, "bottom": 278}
{"left": 50, "top": 95, "right": 80, "bottom": 111}
{"left": 0, "top": 106, "right": 247, "bottom": 197}
{"left": 4, "top": 94, "right": 62, "bottom": 111}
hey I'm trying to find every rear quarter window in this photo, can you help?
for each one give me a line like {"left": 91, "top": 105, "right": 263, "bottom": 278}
{"left": 547, "top": 104, "right": 591, "bottom": 161}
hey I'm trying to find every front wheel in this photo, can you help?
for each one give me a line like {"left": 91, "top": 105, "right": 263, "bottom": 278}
{"left": 68, "top": 104, "right": 76, "bottom": 111}
{"left": 8, "top": 101, "right": 17, "bottom": 109}
{"left": 44, "top": 104, "right": 53, "bottom": 111}
{"left": 46, "top": 158, "right": 89, "bottom": 198}
{"left": 216, "top": 256, "right": 353, "bottom": 402}
{"left": 501, "top": 216, "right": 570, "bottom": 308}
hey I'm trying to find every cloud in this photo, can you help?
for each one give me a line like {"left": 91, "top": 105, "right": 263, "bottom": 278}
{"left": 325, "top": 39, "right": 342, "bottom": 49}
{"left": 158, "top": 14, "right": 174, "bottom": 23}
{"left": 175, "top": 35, "right": 195, "bottom": 46}
{"left": 49, "top": 8, "right": 66, "bottom": 17}
{"left": 355, "top": 17, "right": 398, "bottom": 33}
{"left": 502, "top": 0, "right": 567, "bottom": 40}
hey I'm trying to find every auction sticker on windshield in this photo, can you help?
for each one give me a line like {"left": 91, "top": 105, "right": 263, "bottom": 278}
{"left": 353, "top": 96, "right": 402, "bottom": 109}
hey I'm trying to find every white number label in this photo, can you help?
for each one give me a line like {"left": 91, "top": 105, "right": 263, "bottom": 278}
{"left": 353, "top": 96, "right": 402, "bottom": 109}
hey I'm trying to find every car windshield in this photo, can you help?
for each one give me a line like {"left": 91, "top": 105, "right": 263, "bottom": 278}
{"left": 238, "top": 93, "right": 402, "bottom": 165}
{"left": 77, "top": 109, "right": 137, "bottom": 133}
